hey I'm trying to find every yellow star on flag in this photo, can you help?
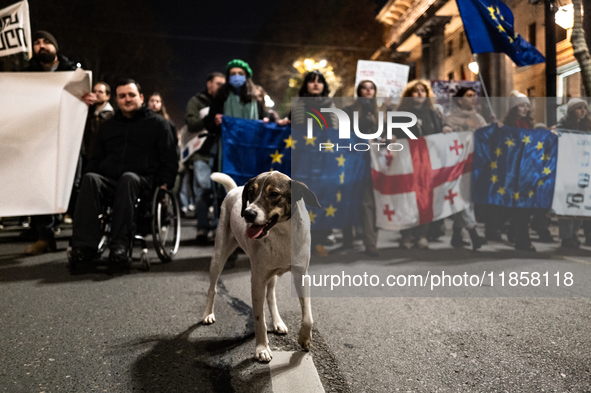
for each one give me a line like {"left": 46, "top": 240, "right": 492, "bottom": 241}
{"left": 284, "top": 135, "right": 296, "bottom": 149}
{"left": 529, "top": 190, "right": 534, "bottom": 198}
{"left": 496, "top": 24, "right": 506, "bottom": 33}
{"left": 488, "top": 6, "right": 497, "bottom": 19}
{"left": 270, "top": 150, "right": 283, "bottom": 164}
{"left": 522, "top": 135, "right": 531, "bottom": 145}
{"left": 336, "top": 191, "right": 342, "bottom": 202}
{"left": 339, "top": 172, "right": 345, "bottom": 184}
{"left": 490, "top": 161, "right": 498, "bottom": 169}
{"left": 324, "top": 139, "right": 334, "bottom": 153}
{"left": 325, "top": 204, "right": 337, "bottom": 217}
{"left": 336, "top": 154, "right": 346, "bottom": 167}
{"left": 491, "top": 174, "right": 498, "bottom": 184}
{"left": 304, "top": 135, "right": 317, "bottom": 146}
{"left": 513, "top": 192, "right": 520, "bottom": 200}
{"left": 309, "top": 210, "right": 317, "bottom": 224}
{"left": 497, "top": 187, "right": 506, "bottom": 196}
{"left": 270, "top": 167, "right": 274, "bottom": 172}
{"left": 540, "top": 153, "right": 550, "bottom": 161}
{"left": 542, "top": 167, "right": 552, "bottom": 175}
{"left": 536, "top": 142, "right": 543, "bottom": 150}
{"left": 505, "top": 138, "right": 515, "bottom": 147}
{"left": 495, "top": 148, "right": 502, "bottom": 157}
{"left": 538, "top": 179, "right": 544, "bottom": 187}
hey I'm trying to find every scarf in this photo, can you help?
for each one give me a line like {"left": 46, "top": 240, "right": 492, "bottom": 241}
{"left": 223, "top": 91, "right": 258, "bottom": 120}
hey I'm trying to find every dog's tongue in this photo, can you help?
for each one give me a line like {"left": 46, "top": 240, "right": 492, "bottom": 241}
{"left": 247, "top": 225, "right": 265, "bottom": 239}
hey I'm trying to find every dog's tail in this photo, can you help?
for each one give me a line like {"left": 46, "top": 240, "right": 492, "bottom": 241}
{"left": 211, "top": 172, "right": 238, "bottom": 193}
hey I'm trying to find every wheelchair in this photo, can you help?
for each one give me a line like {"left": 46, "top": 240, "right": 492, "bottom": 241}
{"left": 68, "top": 187, "right": 181, "bottom": 271}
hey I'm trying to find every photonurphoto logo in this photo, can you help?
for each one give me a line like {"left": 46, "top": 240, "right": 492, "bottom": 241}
{"left": 306, "top": 107, "right": 419, "bottom": 152}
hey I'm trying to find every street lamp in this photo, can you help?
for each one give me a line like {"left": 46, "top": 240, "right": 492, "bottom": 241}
{"left": 555, "top": 4, "right": 574, "bottom": 30}
{"left": 468, "top": 62, "right": 479, "bottom": 75}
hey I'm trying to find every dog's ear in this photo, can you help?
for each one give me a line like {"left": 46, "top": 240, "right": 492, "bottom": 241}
{"left": 241, "top": 177, "right": 255, "bottom": 217}
{"left": 291, "top": 180, "right": 321, "bottom": 208}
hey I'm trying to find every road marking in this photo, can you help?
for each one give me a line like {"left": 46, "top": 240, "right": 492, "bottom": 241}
{"left": 556, "top": 255, "right": 591, "bottom": 266}
{"left": 269, "top": 351, "right": 325, "bottom": 393}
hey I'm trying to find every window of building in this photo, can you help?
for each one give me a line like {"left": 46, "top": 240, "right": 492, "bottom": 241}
{"left": 459, "top": 65, "right": 466, "bottom": 80}
{"left": 556, "top": 24, "right": 568, "bottom": 43}
{"left": 448, "top": 71, "right": 454, "bottom": 81}
{"left": 447, "top": 40, "right": 453, "bottom": 57}
{"left": 528, "top": 23, "right": 536, "bottom": 47}
{"left": 459, "top": 32, "right": 465, "bottom": 49}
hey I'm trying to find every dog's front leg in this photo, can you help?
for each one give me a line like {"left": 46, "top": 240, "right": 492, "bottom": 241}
{"left": 292, "top": 270, "right": 313, "bottom": 351}
{"left": 267, "top": 275, "right": 288, "bottom": 334}
{"left": 252, "top": 273, "right": 272, "bottom": 362}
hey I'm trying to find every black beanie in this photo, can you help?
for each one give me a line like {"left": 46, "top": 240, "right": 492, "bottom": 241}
{"left": 32, "top": 30, "right": 59, "bottom": 52}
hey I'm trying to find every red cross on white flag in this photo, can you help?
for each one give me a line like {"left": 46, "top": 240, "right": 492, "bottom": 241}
{"left": 371, "top": 132, "right": 474, "bottom": 231}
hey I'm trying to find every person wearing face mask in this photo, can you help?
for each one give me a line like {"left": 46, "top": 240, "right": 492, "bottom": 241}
{"left": 554, "top": 98, "right": 591, "bottom": 248}
{"left": 204, "top": 59, "right": 265, "bottom": 136}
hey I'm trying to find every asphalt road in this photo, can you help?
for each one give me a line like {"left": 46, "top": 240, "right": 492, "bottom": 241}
{"left": 1, "top": 217, "right": 591, "bottom": 392}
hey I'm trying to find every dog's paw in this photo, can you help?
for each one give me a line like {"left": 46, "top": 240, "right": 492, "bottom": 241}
{"left": 298, "top": 329, "right": 312, "bottom": 351}
{"left": 202, "top": 313, "right": 216, "bottom": 324}
{"left": 255, "top": 345, "right": 273, "bottom": 362}
{"left": 273, "top": 321, "right": 288, "bottom": 334}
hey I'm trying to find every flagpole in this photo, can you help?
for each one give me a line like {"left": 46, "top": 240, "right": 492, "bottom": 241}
{"left": 472, "top": 54, "right": 496, "bottom": 121}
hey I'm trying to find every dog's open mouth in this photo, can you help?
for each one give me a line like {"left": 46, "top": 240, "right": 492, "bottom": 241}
{"left": 246, "top": 215, "right": 279, "bottom": 239}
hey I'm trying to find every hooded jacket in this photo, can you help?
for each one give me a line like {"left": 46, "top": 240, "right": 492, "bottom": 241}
{"left": 86, "top": 106, "right": 178, "bottom": 188}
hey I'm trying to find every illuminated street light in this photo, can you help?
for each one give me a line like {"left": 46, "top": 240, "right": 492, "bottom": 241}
{"left": 468, "top": 61, "right": 479, "bottom": 75}
{"left": 555, "top": 4, "right": 574, "bottom": 30}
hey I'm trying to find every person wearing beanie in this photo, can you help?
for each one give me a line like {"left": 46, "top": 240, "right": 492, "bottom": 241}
{"left": 503, "top": 93, "right": 533, "bottom": 129}
{"left": 554, "top": 98, "right": 591, "bottom": 249}
{"left": 204, "top": 59, "right": 264, "bottom": 134}
{"left": 22, "top": 30, "right": 96, "bottom": 256}
{"left": 555, "top": 98, "right": 591, "bottom": 132}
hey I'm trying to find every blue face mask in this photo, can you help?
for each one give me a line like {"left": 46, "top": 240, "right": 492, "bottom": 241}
{"left": 229, "top": 74, "right": 246, "bottom": 89}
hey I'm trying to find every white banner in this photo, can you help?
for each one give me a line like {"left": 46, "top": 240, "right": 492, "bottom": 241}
{"left": 180, "top": 106, "right": 209, "bottom": 163}
{"left": 552, "top": 132, "right": 591, "bottom": 217}
{"left": 354, "top": 60, "right": 409, "bottom": 99}
{"left": 0, "top": 1, "right": 31, "bottom": 58}
{"left": 0, "top": 69, "right": 91, "bottom": 216}
{"left": 372, "top": 132, "right": 474, "bottom": 230}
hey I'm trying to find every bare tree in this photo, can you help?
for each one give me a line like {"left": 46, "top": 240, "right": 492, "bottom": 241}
{"left": 571, "top": 0, "right": 591, "bottom": 95}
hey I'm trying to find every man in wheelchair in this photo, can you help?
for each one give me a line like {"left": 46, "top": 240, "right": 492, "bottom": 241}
{"left": 70, "top": 79, "right": 178, "bottom": 265}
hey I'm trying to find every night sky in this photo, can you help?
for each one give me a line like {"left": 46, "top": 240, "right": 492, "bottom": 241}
{"left": 145, "top": 0, "right": 283, "bottom": 124}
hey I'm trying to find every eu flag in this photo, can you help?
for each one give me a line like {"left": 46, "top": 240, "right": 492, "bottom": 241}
{"left": 473, "top": 124, "right": 557, "bottom": 208}
{"left": 221, "top": 117, "right": 292, "bottom": 186}
{"left": 291, "top": 124, "right": 370, "bottom": 230}
{"left": 455, "top": 0, "right": 545, "bottom": 67}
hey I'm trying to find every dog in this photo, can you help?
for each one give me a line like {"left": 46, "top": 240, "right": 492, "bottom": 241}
{"left": 202, "top": 171, "right": 320, "bottom": 362}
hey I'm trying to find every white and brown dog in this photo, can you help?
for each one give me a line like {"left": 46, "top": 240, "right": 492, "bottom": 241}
{"left": 202, "top": 171, "right": 320, "bottom": 362}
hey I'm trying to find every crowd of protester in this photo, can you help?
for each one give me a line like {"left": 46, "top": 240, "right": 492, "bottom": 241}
{"left": 6, "top": 29, "right": 591, "bottom": 262}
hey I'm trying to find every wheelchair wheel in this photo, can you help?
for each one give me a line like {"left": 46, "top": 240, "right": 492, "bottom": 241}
{"left": 151, "top": 188, "right": 181, "bottom": 262}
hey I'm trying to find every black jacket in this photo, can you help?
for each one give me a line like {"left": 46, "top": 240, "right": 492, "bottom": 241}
{"left": 26, "top": 53, "right": 77, "bottom": 72}
{"left": 86, "top": 106, "right": 178, "bottom": 188}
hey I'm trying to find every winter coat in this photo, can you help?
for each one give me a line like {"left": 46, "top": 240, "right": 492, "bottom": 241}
{"left": 86, "top": 106, "right": 178, "bottom": 188}
{"left": 443, "top": 106, "right": 487, "bottom": 132}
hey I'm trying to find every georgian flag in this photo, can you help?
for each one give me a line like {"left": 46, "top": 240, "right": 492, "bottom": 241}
{"left": 371, "top": 132, "right": 474, "bottom": 230}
